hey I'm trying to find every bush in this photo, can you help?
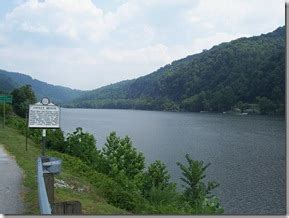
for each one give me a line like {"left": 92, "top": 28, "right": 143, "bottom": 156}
{"left": 144, "top": 184, "right": 181, "bottom": 214}
{"left": 46, "top": 129, "right": 66, "bottom": 152}
{"left": 49, "top": 150, "right": 144, "bottom": 212}
{"left": 6, "top": 115, "right": 26, "bottom": 133}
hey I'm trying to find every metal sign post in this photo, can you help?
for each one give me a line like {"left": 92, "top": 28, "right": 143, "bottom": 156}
{"left": 3, "top": 101, "right": 5, "bottom": 128}
{"left": 0, "top": 95, "right": 12, "bottom": 128}
{"left": 42, "top": 129, "right": 46, "bottom": 156}
{"left": 25, "top": 111, "right": 28, "bottom": 151}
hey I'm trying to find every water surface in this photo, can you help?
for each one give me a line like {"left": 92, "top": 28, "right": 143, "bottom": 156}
{"left": 60, "top": 108, "right": 286, "bottom": 214}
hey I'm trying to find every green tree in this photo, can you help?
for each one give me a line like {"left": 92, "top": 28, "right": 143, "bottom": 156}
{"left": 66, "top": 127, "right": 100, "bottom": 167}
{"left": 11, "top": 85, "right": 37, "bottom": 118}
{"left": 256, "top": 96, "right": 275, "bottom": 114}
{"left": 176, "top": 154, "right": 223, "bottom": 213}
{"left": 143, "top": 160, "right": 170, "bottom": 195}
{"left": 211, "top": 87, "right": 236, "bottom": 112}
{"left": 101, "top": 132, "right": 145, "bottom": 179}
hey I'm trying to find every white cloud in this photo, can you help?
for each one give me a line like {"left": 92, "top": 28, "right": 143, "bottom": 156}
{"left": 185, "top": 0, "right": 284, "bottom": 33}
{"left": 3, "top": 0, "right": 140, "bottom": 42}
{"left": 101, "top": 44, "right": 170, "bottom": 64}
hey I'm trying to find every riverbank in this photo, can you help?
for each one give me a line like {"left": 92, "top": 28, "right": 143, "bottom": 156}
{"left": 0, "top": 126, "right": 127, "bottom": 215}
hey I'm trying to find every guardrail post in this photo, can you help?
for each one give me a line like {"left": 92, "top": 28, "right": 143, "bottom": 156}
{"left": 42, "top": 157, "right": 55, "bottom": 204}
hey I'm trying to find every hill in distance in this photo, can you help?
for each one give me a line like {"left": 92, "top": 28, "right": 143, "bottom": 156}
{"left": 0, "top": 69, "right": 85, "bottom": 105}
{"left": 0, "top": 26, "right": 284, "bottom": 114}
{"left": 70, "top": 26, "right": 285, "bottom": 114}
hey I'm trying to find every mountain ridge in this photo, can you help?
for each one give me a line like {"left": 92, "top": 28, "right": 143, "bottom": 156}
{"left": 69, "top": 26, "right": 285, "bottom": 114}
{"left": 0, "top": 69, "right": 85, "bottom": 104}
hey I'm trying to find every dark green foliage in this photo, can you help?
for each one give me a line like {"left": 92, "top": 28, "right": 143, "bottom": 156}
{"left": 66, "top": 127, "right": 101, "bottom": 167}
{"left": 6, "top": 114, "right": 26, "bottom": 132}
{"left": 45, "top": 129, "right": 224, "bottom": 214}
{"left": 140, "top": 185, "right": 181, "bottom": 214}
{"left": 71, "top": 26, "right": 284, "bottom": 114}
{"left": 143, "top": 160, "right": 171, "bottom": 196}
{"left": 48, "top": 150, "right": 141, "bottom": 211}
{"left": 11, "top": 85, "right": 37, "bottom": 118}
{"left": 46, "top": 129, "right": 66, "bottom": 152}
{"left": 6, "top": 114, "right": 42, "bottom": 143}
{"left": 0, "top": 103, "right": 13, "bottom": 117}
{"left": 177, "top": 154, "right": 223, "bottom": 214}
{"left": 256, "top": 96, "right": 276, "bottom": 115}
{"left": 0, "top": 73, "right": 17, "bottom": 93}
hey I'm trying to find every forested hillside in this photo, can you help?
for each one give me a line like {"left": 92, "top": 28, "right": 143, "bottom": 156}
{"left": 70, "top": 26, "right": 285, "bottom": 114}
{"left": 0, "top": 69, "right": 85, "bottom": 104}
{"left": 0, "top": 73, "right": 17, "bottom": 94}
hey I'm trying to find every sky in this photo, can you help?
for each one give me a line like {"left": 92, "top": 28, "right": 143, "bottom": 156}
{"left": 0, "top": 0, "right": 285, "bottom": 90}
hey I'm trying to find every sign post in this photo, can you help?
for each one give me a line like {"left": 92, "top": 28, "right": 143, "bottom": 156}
{"left": 42, "top": 129, "right": 46, "bottom": 156}
{"left": 3, "top": 101, "right": 5, "bottom": 128}
{"left": 25, "top": 111, "right": 28, "bottom": 151}
{"left": 0, "top": 95, "right": 12, "bottom": 128}
{"left": 28, "top": 97, "right": 60, "bottom": 156}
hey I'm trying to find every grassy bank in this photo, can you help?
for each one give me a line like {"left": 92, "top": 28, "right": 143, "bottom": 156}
{"left": 0, "top": 126, "right": 127, "bottom": 215}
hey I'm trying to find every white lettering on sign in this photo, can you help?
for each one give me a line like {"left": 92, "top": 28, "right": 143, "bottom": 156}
{"left": 28, "top": 104, "right": 60, "bottom": 128}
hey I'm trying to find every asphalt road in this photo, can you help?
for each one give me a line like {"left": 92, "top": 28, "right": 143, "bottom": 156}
{"left": 0, "top": 145, "right": 24, "bottom": 214}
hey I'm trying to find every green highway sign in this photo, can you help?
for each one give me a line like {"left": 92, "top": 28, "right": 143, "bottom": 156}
{"left": 0, "top": 95, "right": 12, "bottom": 103}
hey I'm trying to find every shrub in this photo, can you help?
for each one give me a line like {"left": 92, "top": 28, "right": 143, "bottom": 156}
{"left": 46, "top": 129, "right": 66, "bottom": 152}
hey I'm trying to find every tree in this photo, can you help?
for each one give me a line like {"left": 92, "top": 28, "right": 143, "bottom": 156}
{"left": 11, "top": 85, "right": 37, "bottom": 118}
{"left": 210, "top": 87, "right": 236, "bottom": 112}
{"left": 176, "top": 154, "right": 223, "bottom": 213}
{"left": 256, "top": 96, "right": 275, "bottom": 114}
{"left": 66, "top": 127, "right": 100, "bottom": 167}
{"left": 101, "top": 132, "right": 145, "bottom": 179}
{"left": 143, "top": 160, "right": 171, "bottom": 196}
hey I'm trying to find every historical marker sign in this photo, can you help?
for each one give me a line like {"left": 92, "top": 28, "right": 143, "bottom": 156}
{"left": 29, "top": 101, "right": 60, "bottom": 128}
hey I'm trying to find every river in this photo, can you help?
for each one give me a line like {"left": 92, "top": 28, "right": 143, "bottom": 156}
{"left": 60, "top": 108, "right": 285, "bottom": 215}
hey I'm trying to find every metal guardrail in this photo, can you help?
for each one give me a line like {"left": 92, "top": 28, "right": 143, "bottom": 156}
{"left": 37, "top": 157, "right": 52, "bottom": 214}
{"left": 37, "top": 156, "right": 62, "bottom": 214}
